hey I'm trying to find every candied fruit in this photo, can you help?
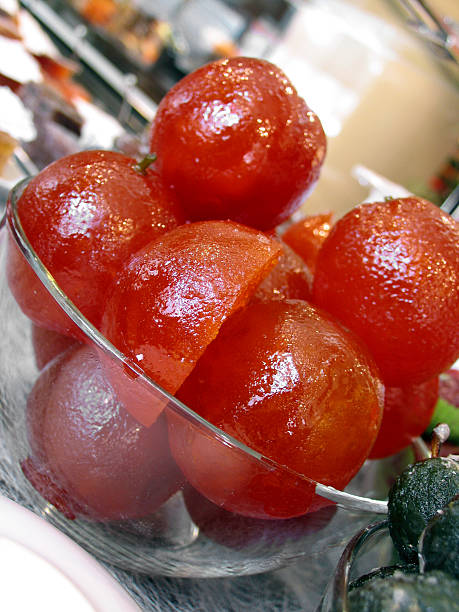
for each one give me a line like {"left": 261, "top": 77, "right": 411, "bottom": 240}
{"left": 25, "top": 344, "right": 183, "bottom": 521}
{"left": 7, "top": 149, "right": 184, "bottom": 339}
{"left": 282, "top": 212, "right": 333, "bottom": 274}
{"left": 150, "top": 57, "right": 326, "bottom": 230}
{"left": 171, "top": 299, "right": 383, "bottom": 519}
{"left": 313, "top": 197, "right": 459, "bottom": 386}
{"left": 101, "top": 220, "right": 282, "bottom": 426}
{"left": 369, "top": 377, "right": 439, "bottom": 459}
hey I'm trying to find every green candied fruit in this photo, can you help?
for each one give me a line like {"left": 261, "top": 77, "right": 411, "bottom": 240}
{"left": 419, "top": 496, "right": 459, "bottom": 578}
{"left": 388, "top": 456, "right": 459, "bottom": 562}
{"left": 348, "top": 569, "right": 459, "bottom": 611}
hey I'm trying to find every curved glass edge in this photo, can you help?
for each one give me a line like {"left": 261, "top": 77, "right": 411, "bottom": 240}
{"left": 316, "top": 520, "right": 389, "bottom": 612}
{"left": 6, "top": 177, "right": 388, "bottom": 514}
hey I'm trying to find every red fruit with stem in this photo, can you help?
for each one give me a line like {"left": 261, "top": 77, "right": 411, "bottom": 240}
{"left": 150, "top": 57, "right": 326, "bottom": 231}
{"left": 171, "top": 299, "right": 383, "bottom": 519}
{"left": 24, "top": 344, "right": 183, "bottom": 521}
{"left": 313, "top": 197, "right": 459, "bottom": 386}
{"left": 101, "top": 220, "right": 282, "bottom": 426}
{"left": 7, "top": 149, "right": 185, "bottom": 340}
{"left": 369, "top": 377, "right": 439, "bottom": 459}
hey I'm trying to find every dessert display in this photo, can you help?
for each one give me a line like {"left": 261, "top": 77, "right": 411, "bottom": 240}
{"left": 0, "top": 54, "right": 458, "bottom": 585}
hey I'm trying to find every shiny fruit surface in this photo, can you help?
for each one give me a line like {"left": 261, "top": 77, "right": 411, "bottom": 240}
{"left": 369, "top": 377, "right": 439, "bottom": 459}
{"left": 25, "top": 344, "right": 183, "bottom": 521}
{"left": 101, "top": 220, "right": 282, "bottom": 426}
{"left": 282, "top": 211, "right": 333, "bottom": 274}
{"left": 172, "top": 299, "right": 383, "bottom": 519}
{"left": 313, "top": 197, "right": 459, "bottom": 386}
{"left": 252, "top": 240, "right": 312, "bottom": 302}
{"left": 7, "top": 150, "right": 184, "bottom": 339}
{"left": 150, "top": 57, "right": 326, "bottom": 230}
{"left": 388, "top": 456, "right": 459, "bottom": 562}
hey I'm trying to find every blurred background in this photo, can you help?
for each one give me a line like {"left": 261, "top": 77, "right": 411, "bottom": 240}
{"left": 1, "top": 0, "right": 458, "bottom": 217}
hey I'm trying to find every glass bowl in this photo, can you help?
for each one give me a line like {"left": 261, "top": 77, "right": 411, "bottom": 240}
{"left": 317, "top": 520, "right": 393, "bottom": 611}
{"left": 0, "top": 178, "right": 396, "bottom": 578}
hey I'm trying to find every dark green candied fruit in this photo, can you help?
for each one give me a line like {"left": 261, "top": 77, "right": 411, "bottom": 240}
{"left": 388, "top": 457, "right": 459, "bottom": 562}
{"left": 348, "top": 569, "right": 459, "bottom": 612}
{"left": 419, "top": 496, "right": 459, "bottom": 578}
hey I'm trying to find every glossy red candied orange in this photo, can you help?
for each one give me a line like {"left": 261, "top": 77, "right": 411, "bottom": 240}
{"left": 369, "top": 377, "right": 439, "bottom": 459}
{"left": 171, "top": 299, "right": 383, "bottom": 519}
{"left": 282, "top": 211, "right": 333, "bottom": 274}
{"left": 7, "top": 150, "right": 185, "bottom": 339}
{"left": 313, "top": 197, "right": 459, "bottom": 386}
{"left": 150, "top": 57, "right": 326, "bottom": 231}
{"left": 101, "top": 220, "right": 282, "bottom": 426}
{"left": 24, "top": 344, "right": 183, "bottom": 521}
{"left": 252, "top": 240, "right": 312, "bottom": 302}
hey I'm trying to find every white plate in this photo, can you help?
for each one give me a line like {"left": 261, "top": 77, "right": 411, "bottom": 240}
{"left": 0, "top": 494, "right": 140, "bottom": 612}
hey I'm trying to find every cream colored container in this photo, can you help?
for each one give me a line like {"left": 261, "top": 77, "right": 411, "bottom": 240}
{"left": 267, "top": 0, "right": 459, "bottom": 217}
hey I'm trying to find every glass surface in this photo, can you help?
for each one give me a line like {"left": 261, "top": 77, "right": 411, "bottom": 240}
{"left": 317, "top": 520, "right": 392, "bottom": 611}
{"left": 0, "top": 179, "right": 394, "bottom": 578}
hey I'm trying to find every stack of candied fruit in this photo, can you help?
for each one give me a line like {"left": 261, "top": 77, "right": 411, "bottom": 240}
{"left": 6, "top": 57, "right": 459, "bottom": 523}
